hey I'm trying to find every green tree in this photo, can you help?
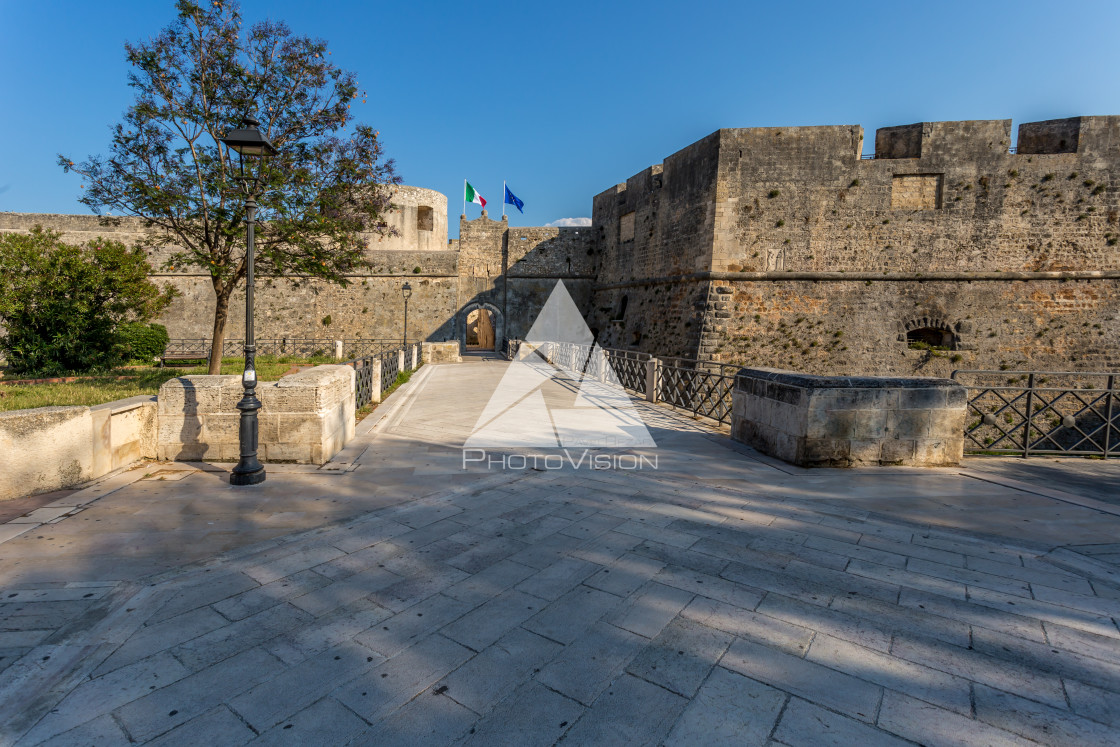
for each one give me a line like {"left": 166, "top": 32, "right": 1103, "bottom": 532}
{"left": 0, "top": 227, "right": 177, "bottom": 375}
{"left": 60, "top": 0, "right": 399, "bottom": 374}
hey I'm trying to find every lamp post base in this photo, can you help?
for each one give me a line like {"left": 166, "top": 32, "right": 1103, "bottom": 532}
{"left": 231, "top": 391, "right": 265, "bottom": 486}
{"left": 230, "top": 467, "right": 266, "bottom": 486}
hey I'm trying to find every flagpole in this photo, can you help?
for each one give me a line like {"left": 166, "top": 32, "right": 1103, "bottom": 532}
{"left": 502, "top": 180, "right": 506, "bottom": 218}
{"left": 463, "top": 178, "right": 467, "bottom": 218}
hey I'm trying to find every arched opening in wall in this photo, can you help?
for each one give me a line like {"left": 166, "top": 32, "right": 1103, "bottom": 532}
{"left": 907, "top": 326, "right": 956, "bottom": 350}
{"left": 466, "top": 308, "right": 495, "bottom": 349}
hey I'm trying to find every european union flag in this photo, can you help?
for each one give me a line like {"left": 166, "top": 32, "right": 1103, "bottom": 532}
{"left": 504, "top": 185, "right": 524, "bottom": 213}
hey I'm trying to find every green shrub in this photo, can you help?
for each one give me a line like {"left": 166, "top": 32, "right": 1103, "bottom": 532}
{"left": 0, "top": 227, "right": 176, "bottom": 375}
{"left": 117, "top": 322, "right": 170, "bottom": 362}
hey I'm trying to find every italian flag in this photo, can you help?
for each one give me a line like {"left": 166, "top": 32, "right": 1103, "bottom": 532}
{"left": 465, "top": 181, "right": 486, "bottom": 208}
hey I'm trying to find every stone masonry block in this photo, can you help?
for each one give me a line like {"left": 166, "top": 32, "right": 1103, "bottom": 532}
{"left": 801, "top": 438, "right": 851, "bottom": 466}
{"left": 813, "top": 388, "right": 897, "bottom": 410}
{"left": 897, "top": 387, "right": 948, "bottom": 410}
{"left": 158, "top": 376, "right": 235, "bottom": 414}
{"left": 423, "top": 341, "right": 461, "bottom": 364}
{"left": 885, "top": 409, "right": 932, "bottom": 439}
{"left": 263, "top": 443, "right": 312, "bottom": 463}
{"left": 880, "top": 439, "right": 917, "bottom": 464}
{"left": 158, "top": 415, "right": 203, "bottom": 444}
{"left": 256, "top": 413, "right": 280, "bottom": 445}
{"left": 848, "top": 439, "right": 882, "bottom": 464}
{"left": 218, "top": 442, "right": 243, "bottom": 461}
{"left": 200, "top": 413, "right": 241, "bottom": 442}
{"left": 159, "top": 442, "right": 217, "bottom": 461}
{"left": 914, "top": 438, "right": 963, "bottom": 466}
{"left": 814, "top": 409, "right": 886, "bottom": 440}
{"left": 928, "top": 407, "right": 966, "bottom": 438}
{"left": 943, "top": 386, "right": 967, "bottom": 408}
{"left": 260, "top": 387, "right": 318, "bottom": 414}
{"left": 277, "top": 414, "right": 326, "bottom": 444}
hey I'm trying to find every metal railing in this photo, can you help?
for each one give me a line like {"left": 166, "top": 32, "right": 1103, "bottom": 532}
{"left": 164, "top": 338, "right": 401, "bottom": 360}
{"left": 658, "top": 358, "right": 738, "bottom": 424}
{"left": 952, "top": 370, "right": 1119, "bottom": 457}
{"left": 344, "top": 342, "right": 422, "bottom": 410}
{"left": 504, "top": 340, "right": 737, "bottom": 426}
{"left": 351, "top": 356, "right": 378, "bottom": 409}
{"left": 379, "top": 347, "right": 401, "bottom": 392}
{"left": 606, "top": 349, "right": 650, "bottom": 394}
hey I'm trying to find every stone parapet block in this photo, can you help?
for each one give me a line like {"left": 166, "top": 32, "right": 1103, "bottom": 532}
{"left": 731, "top": 367, "right": 965, "bottom": 467}
{"left": 1, "top": 396, "right": 158, "bottom": 501}
{"left": 157, "top": 365, "right": 356, "bottom": 465}
{"left": 423, "top": 341, "right": 462, "bottom": 364}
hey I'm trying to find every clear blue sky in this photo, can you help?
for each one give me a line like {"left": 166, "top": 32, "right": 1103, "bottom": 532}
{"left": 3, "top": 0, "right": 1119, "bottom": 237}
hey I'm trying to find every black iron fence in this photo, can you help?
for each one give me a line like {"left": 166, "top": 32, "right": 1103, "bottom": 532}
{"left": 504, "top": 340, "right": 737, "bottom": 426}
{"left": 345, "top": 342, "right": 423, "bottom": 409}
{"left": 657, "top": 358, "right": 738, "bottom": 424}
{"left": 164, "top": 338, "right": 402, "bottom": 360}
{"left": 351, "top": 356, "right": 378, "bottom": 410}
{"left": 605, "top": 349, "right": 650, "bottom": 395}
{"left": 952, "top": 370, "right": 1119, "bottom": 457}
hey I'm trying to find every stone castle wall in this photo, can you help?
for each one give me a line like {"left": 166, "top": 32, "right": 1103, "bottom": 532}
{"left": 4, "top": 115, "right": 1119, "bottom": 375}
{"left": 0, "top": 190, "right": 594, "bottom": 351}
{"left": 587, "top": 116, "right": 1120, "bottom": 374}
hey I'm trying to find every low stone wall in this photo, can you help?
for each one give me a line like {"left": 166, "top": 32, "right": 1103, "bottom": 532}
{"left": 423, "top": 341, "right": 461, "bottom": 363}
{"left": 731, "top": 367, "right": 966, "bottom": 467}
{"left": 0, "top": 395, "right": 157, "bottom": 501}
{"left": 158, "top": 365, "right": 355, "bottom": 464}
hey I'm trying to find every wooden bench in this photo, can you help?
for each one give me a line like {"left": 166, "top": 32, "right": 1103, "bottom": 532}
{"left": 159, "top": 350, "right": 209, "bottom": 368}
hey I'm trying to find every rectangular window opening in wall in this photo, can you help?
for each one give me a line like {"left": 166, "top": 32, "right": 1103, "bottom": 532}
{"left": 417, "top": 206, "right": 434, "bottom": 232}
{"left": 891, "top": 174, "right": 942, "bottom": 210}
{"left": 620, "top": 211, "right": 636, "bottom": 242}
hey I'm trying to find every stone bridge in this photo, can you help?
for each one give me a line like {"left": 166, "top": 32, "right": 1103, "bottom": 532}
{"left": 1, "top": 355, "right": 1119, "bottom": 745}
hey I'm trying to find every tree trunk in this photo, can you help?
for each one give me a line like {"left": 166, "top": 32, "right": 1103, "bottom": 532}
{"left": 208, "top": 290, "right": 231, "bottom": 375}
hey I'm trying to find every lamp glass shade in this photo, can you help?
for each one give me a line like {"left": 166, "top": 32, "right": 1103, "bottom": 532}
{"left": 220, "top": 116, "right": 277, "bottom": 158}
{"left": 402, "top": 282, "right": 413, "bottom": 299}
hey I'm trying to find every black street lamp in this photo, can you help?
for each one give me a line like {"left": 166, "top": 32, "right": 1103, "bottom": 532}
{"left": 220, "top": 115, "right": 278, "bottom": 487}
{"left": 401, "top": 282, "right": 413, "bottom": 348}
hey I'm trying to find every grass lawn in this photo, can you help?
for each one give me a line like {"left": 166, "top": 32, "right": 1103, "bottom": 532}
{"left": 0, "top": 354, "right": 336, "bottom": 412}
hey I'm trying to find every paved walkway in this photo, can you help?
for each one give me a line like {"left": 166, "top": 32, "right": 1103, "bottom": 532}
{"left": 1, "top": 359, "right": 1120, "bottom": 745}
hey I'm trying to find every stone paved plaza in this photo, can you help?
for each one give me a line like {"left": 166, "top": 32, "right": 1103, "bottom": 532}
{"left": 1, "top": 357, "right": 1120, "bottom": 745}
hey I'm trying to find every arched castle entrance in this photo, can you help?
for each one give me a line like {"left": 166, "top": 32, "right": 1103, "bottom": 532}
{"left": 458, "top": 302, "right": 504, "bottom": 353}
